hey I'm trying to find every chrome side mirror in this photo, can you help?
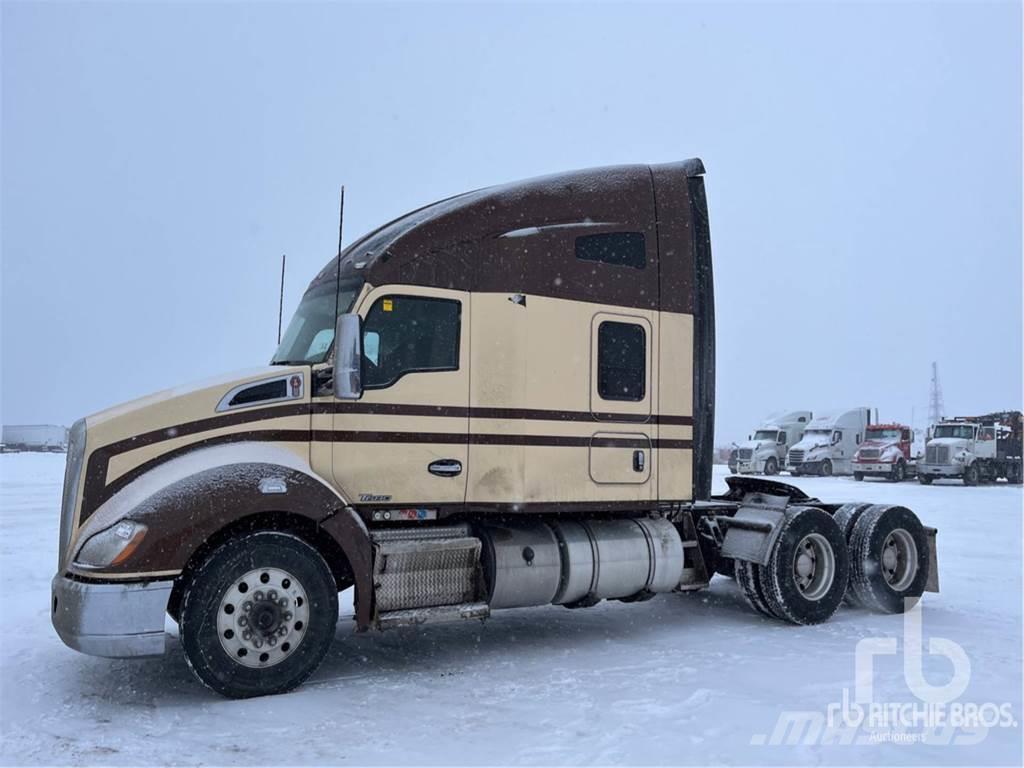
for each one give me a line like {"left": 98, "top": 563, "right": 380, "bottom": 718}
{"left": 333, "top": 313, "right": 363, "bottom": 400}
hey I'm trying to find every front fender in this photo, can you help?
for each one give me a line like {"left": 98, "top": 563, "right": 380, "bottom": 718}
{"left": 68, "top": 443, "right": 349, "bottom": 579}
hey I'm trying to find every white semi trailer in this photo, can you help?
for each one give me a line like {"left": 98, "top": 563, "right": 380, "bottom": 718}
{"left": 1, "top": 425, "right": 68, "bottom": 452}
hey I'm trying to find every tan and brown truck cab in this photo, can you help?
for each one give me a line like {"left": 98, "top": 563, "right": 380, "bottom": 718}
{"left": 52, "top": 160, "right": 938, "bottom": 698}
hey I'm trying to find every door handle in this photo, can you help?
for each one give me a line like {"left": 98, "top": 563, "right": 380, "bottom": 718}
{"left": 428, "top": 459, "right": 463, "bottom": 477}
{"left": 633, "top": 450, "right": 645, "bottom": 473}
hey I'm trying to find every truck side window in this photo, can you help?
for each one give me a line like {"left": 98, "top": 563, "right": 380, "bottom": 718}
{"left": 597, "top": 321, "right": 646, "bottom": 401}
{"left": 575, "top": 232, "right": 646, "bottom": 269}
{"left": 362, "top": 296, "right": 460, "bottom": 389}
{"left": 777, "top": 433, "right": 786, "bottom": 445}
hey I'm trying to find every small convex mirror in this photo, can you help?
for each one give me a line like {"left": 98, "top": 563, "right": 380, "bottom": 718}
{"left": 333, "top": 313, "right": 363, "bottom": 400}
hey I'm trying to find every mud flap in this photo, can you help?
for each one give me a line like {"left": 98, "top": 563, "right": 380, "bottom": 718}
{"left": 718, "top": 492, "right": 789, "bottom": 566}
{"left": 925, "top": 526, "right": 940, "bottom": 593}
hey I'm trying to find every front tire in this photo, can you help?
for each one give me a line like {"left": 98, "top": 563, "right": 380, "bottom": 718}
{"left": 764, "top": 457, "right": 778, "bottom": 476}
{"left": 180, "top": 532, "right": 339, "bottom": 699}
{"left": 918, "top": 474, "right": 933, "bottom": 485}
{"left": 962, "top": 463, "right": 979, "bottom": 486}
{"left": 853, "top": 472, "right": 864, "bottom": 482}
{"left": 890, "top": 461, "right": 906, "bottom": 483}
{"left": 819, "top": 459, "right": 833, "bottom": 477}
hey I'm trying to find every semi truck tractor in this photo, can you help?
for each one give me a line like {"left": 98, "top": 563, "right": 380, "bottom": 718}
{"left": 51, "top": 161, "right": 939, "bottom": 698}
{"left": 1, "top": 424, "right": 68, "bottom": 452}
{"left": 918, "top": 412, "right": 1023, "bottom": 485}
{"left": 734, "top": 411, "right": 812, "bottom": 475}
{"left": 853, "top": 423, "right": 919, "bottom": 482}
{"left": 786, "top": 407, "right": 872, "bottom": 476}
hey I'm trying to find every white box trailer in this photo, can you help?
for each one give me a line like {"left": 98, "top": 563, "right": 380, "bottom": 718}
{"left": 786, "top": 408, "right": 871, "bottom": 476}
{"left": 1, "top": 424, "right": 68, "bottom": 452}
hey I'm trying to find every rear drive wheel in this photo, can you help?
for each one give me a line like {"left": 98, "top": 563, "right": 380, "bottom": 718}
{"left": 820, "top": 459, "right": 833, "bottom": 477}
{"left": 848, "top": 505, "right": 929, "bottom": 614}
{"left": 180, "top": 531, "right": 339, "bottom": 699}
{"left": 764, "top": 457, "right": 778, "bottom": 476}
{"left": 963, "top": 463, "right": 979, "bottom": 486}
{"left": 735, "top": 559, "right": 777, "bottom": 619}
{"left": 832, "top": 503, "right": 872, "bottom": 607}
{"left": 760, "top": 506, "right": 849, "bottom": 625}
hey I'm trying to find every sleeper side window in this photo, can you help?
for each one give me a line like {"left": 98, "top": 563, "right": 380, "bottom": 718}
{"left": 575, "top": 232, "right": 646, "bottom": 269}
{"left": 597, "top": 321, "right": 646, "bottom": 401}
{"left": 362, "top": 296, "right": 461, "bottom": 389}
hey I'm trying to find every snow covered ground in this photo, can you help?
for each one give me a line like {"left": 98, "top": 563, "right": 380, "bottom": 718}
{"left": 1, "top": 453, "right": 1020, "bottom": 766}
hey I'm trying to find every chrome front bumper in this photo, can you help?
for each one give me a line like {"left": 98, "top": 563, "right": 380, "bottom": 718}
{"left": 918, "top": 463, "right": 962, "bottom": 478}
{"left": 854, "top": 462, "right": 894, "bottom": 474}
{"left": 51, "top": 575, "right": 173, "bottom": 658}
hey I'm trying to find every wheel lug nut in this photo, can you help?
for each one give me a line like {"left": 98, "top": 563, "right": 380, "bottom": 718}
{"left": 242, "top": 630, "right": 252, "bottom": 641}
{"left": 283, "top": 611, "right": 293, "bottom": 621}
{"left": 278, "top": 598, "right": 288, "bottom": 607}
{"left": 254, "top": 590, "right": 265, "bottom": 601}
{"left": 268, "top": 590, "right": 278, "bottom": 601}
{"left": 243, "top": 602, "right": 253, "bottom": 613}
{"left": 268, "top": 637, "right": 277, "bottom": 646}
{"left": 238, "top": 616, "right": 248, "bottom": 627}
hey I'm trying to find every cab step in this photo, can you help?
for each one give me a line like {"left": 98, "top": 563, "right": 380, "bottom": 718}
{"left": 377, "top": 602, "right": 490, "bottom": 630}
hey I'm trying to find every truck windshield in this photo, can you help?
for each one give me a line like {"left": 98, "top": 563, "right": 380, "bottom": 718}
{"left": 933, "top": 424, "right": 975, "bottom": 440}
{"left": 866, "top": 428, "right": 901, "bottom": 440}
{"left": 753, "top": 430, "right": 779, "bottom": 441}
{"left": 271, "top": 279, "right": 362, "bottom": 365}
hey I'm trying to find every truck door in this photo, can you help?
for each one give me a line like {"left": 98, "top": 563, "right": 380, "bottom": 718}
{"left": 587, "top": 312, "right": 654, "bottom": 495}
{"left": 976, "top": 426, "right": 998, "bottom": 459}
{"left": 331, "top": 286, "right": 470, "bottom": 512}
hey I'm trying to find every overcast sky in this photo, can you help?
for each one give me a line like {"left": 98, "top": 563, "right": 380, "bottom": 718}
{"left": 2, "top": 1, "right": 1021, "bottom": 444}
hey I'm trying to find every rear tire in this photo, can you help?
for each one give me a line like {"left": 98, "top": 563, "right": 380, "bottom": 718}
{"left": 848, "top": 505, "right": 929, "bottom": 614}
{"left": 760, "top": 507, "right": 849, "bottom": 625}
{"left": 832, "top": 503, "right": 872, "bottom": 607}
{"left": 820, "top": 460, "right": 833, "bottom": 477}
{"left": 180, "top": 531, "right": 339, "bottom": 699}
{"left": 735, "top": 559, "right": 777, "bottom": 619}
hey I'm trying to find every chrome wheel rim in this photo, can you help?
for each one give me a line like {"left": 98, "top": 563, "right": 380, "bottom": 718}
{"left": 792, "top": 533, "right": 835, "bottom": 601}
{"left": 217, "top": 567, "right": 310, "bottom": 668}
{"left": 881, "top": 528, "right": 917, "bottom": 591}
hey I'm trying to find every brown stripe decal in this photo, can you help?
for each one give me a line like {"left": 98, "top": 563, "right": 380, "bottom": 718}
{"left": 81, "top": 401, "right": 692, "bottom": 521}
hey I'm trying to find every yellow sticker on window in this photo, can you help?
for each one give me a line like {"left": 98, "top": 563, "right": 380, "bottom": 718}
{"left": 382, "top": 299, "right": 393, "bottom": 312}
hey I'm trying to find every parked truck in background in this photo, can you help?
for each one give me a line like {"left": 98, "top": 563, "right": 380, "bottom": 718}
{"left": 733, "top": 411, "right": 812, "bottom": 476}
{"left": 853, "top": 423, "right": 918, "bottom": 482}
{"left": 918, "top": 412, "right": 1023, "bottom": 485}
{"left": 50, "top": 161, "right": 939, "bottom": 699}
{"left": 786, "top": 408, "right": 871, "bottom": 477}
{"left": 1, "top": 425, "right": 68, "bottom": 453}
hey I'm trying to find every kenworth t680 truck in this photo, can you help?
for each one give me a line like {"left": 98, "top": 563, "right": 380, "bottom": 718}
{"left": 51, "top": 161, "right": 940, "bottom": 698}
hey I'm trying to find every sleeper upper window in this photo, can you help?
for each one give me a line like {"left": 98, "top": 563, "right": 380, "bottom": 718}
{"left": 597, "top": 321, "right": 646, "bottom": 401}
{"left": 362, "top": 296, "right": 461, "bottom": 389}
{"left": 575, "top": 232, "right": 646, "bottom": 269}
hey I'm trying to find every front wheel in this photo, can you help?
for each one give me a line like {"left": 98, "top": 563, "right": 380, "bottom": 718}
{"left": 890, "top": 461, "right": 906, "bottom": 483}
{"left": 180, "top": 531, "right": 339, "bottom": 699}
{"left": 853, "top": 472, "right": 864, "bottom": 482}
{"left": 918, "top": 474, "right": 933, "bottom": 485}
{"left": 962, "top": 463, "right": 979, "bottom": 486}
{"left": 764, "top": 457, "right": 778, "bottom": 476}
{"left": 819, "top": 459, "right": 833, "bottom": 477}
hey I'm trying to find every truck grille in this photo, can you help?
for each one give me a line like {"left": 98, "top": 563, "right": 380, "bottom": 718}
{"left": 738, "top": 448, "right": 753, "bottom": 460}
{"left": 789, "top": 450, "right": 805, "bottom": 465}
{"left": 859, "top": 448, "right": 880, "bottom": 460}
{"left": 926, "top": 445, "right": 950, "bottom": 464}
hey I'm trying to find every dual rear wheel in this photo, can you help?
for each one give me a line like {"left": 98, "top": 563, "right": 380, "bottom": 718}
{"left": 736, "top": 503, "right": 929, "bottom": 623}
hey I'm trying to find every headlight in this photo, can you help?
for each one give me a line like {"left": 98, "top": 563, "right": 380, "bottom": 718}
{"left": 58, "top": 419, "right": 87, "bottom": 570}
{"left": 74, "top": 521, "right": 148, "bottom": 569}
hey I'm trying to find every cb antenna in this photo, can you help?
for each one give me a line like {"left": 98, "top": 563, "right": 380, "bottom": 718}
{"left": 276, "top": 253, "right": 286, "bottom": 344}
{"left": 334, "top": 186, "right": 345, "bottom": 321}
